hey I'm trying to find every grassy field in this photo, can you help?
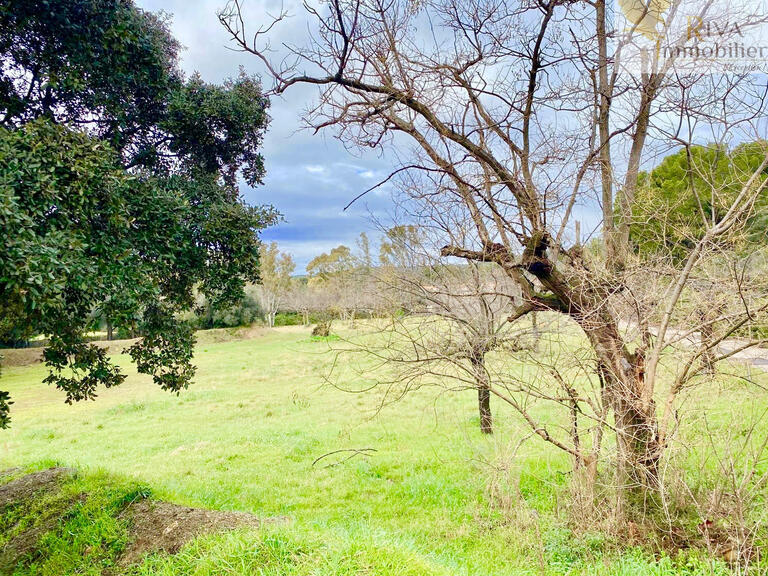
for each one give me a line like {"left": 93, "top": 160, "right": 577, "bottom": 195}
{"left": 0, "top": 325, "right": 757, "bottom": 575}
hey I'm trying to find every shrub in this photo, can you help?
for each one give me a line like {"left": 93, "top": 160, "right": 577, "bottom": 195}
{"left": 311, "top": 321, "right": 331, "bottom": 337}
{"left": 193, "top": 294, "right": 263, "bottom": 329}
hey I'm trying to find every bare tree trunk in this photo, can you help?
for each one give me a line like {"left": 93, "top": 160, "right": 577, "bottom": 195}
{"left": 470, "top": 354, "right": 493, "bottom": 434}
{"left": 595, "top": 0, "right": 616, "bottom": 266}
{"left": 106, "top": 319, "right": 113, "bottom": 341}
{"left": 592, "top": 333, "right": 660, "bottom": 490}
{"left": 529, "top": 247, "right": 661, "bottom": 489}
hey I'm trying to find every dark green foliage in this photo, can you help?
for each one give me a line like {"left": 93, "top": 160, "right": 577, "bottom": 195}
{"left": 0, "top": 391, "right": 11, "bottom": 428}
{"left": 0, "top": 0, "right": 277, "bottom": 428}
{"left": 0, "top": 121, "right": 136, "bottom": 342}
{"left": 0, "top": 120, "right": 274, "bottom": 426}
{"left": 193, "top": 293, "right": 263, "bottom": 330}
{"left": 631, "top": 143, "right": 768, "bottom": 259}
{"left": 128, "top": 305, "right": 195, "bottom": 393}
{"left": 0, "top": 0, "right": 269, "bottom": 186}
{"left": 43, "top": 339, "right": 127, "bottom": 404}
{"left": 161, "top": 72, "right": 269, "bottom": 187}
{"left": 0, "top": 0, "right": 180, "bottom": 144}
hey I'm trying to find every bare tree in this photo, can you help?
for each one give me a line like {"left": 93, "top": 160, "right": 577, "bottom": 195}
{"left": 372, "top": 225, "right": 526, "bottom": 434}
{"left": 284, "top": 279, "right": 314, "bottom": 326}
{"left": 307, "top": 244, "right": 360, "bottom": 323}
{"left": 220, "top": 0, "right": 768, "bottom": 509}
{"left": 256, "top": 242, "right": 295, "bottom": 327}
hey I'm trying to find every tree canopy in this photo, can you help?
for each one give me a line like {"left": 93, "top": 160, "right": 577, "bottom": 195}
{"left": 0, "top": 0, "right": 269, "bottom": 187}
{"left": 631, "top": 143, "right": 768, "bottom": 259}
{"left": 0, "top": 0, "right": 276, "bottom": 427}
{"left": 255, "top": 243, "right": 296, "bottom": 327}
{"left": 306, "top": 246, "right": 356, "bottom": 284}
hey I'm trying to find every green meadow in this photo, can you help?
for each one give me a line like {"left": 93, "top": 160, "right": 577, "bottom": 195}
{"left": 0, "top": 326, "right": 758, "bottom": 575}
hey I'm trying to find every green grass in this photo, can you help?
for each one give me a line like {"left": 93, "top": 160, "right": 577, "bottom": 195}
{"left": 0, "top": 469, "right": 150, "bottom": 575}
{"left": 0, "top": 325, "right": 752, "bottom": 575}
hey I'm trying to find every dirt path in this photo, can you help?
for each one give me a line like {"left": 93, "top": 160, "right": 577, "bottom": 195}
{"left": 717, "top": 338, "right": 768, "bottom": 371}
{"left": 620, "top": 321, "right": 768, "bottom": 372}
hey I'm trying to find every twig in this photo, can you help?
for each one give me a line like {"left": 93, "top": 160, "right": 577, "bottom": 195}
{"left": 312, "top": 448, "right": 377, "bottom": 468}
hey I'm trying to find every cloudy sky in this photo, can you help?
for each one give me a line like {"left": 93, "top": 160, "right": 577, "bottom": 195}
{"left": 135, "top": 0, "right": 394, "bottom": 271}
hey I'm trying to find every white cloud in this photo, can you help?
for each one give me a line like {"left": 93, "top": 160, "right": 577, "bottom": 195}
{"left": 305, "top": 164, "right": 326, "bottom": 174}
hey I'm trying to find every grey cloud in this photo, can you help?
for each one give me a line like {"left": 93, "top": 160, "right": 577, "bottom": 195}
{"left": 135, "top": 0, "right": 394, "bottom": 270}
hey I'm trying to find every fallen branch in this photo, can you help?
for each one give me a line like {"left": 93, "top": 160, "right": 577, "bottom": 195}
{"left": 312, "top": 448, "right": 378, "bottom": 468}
